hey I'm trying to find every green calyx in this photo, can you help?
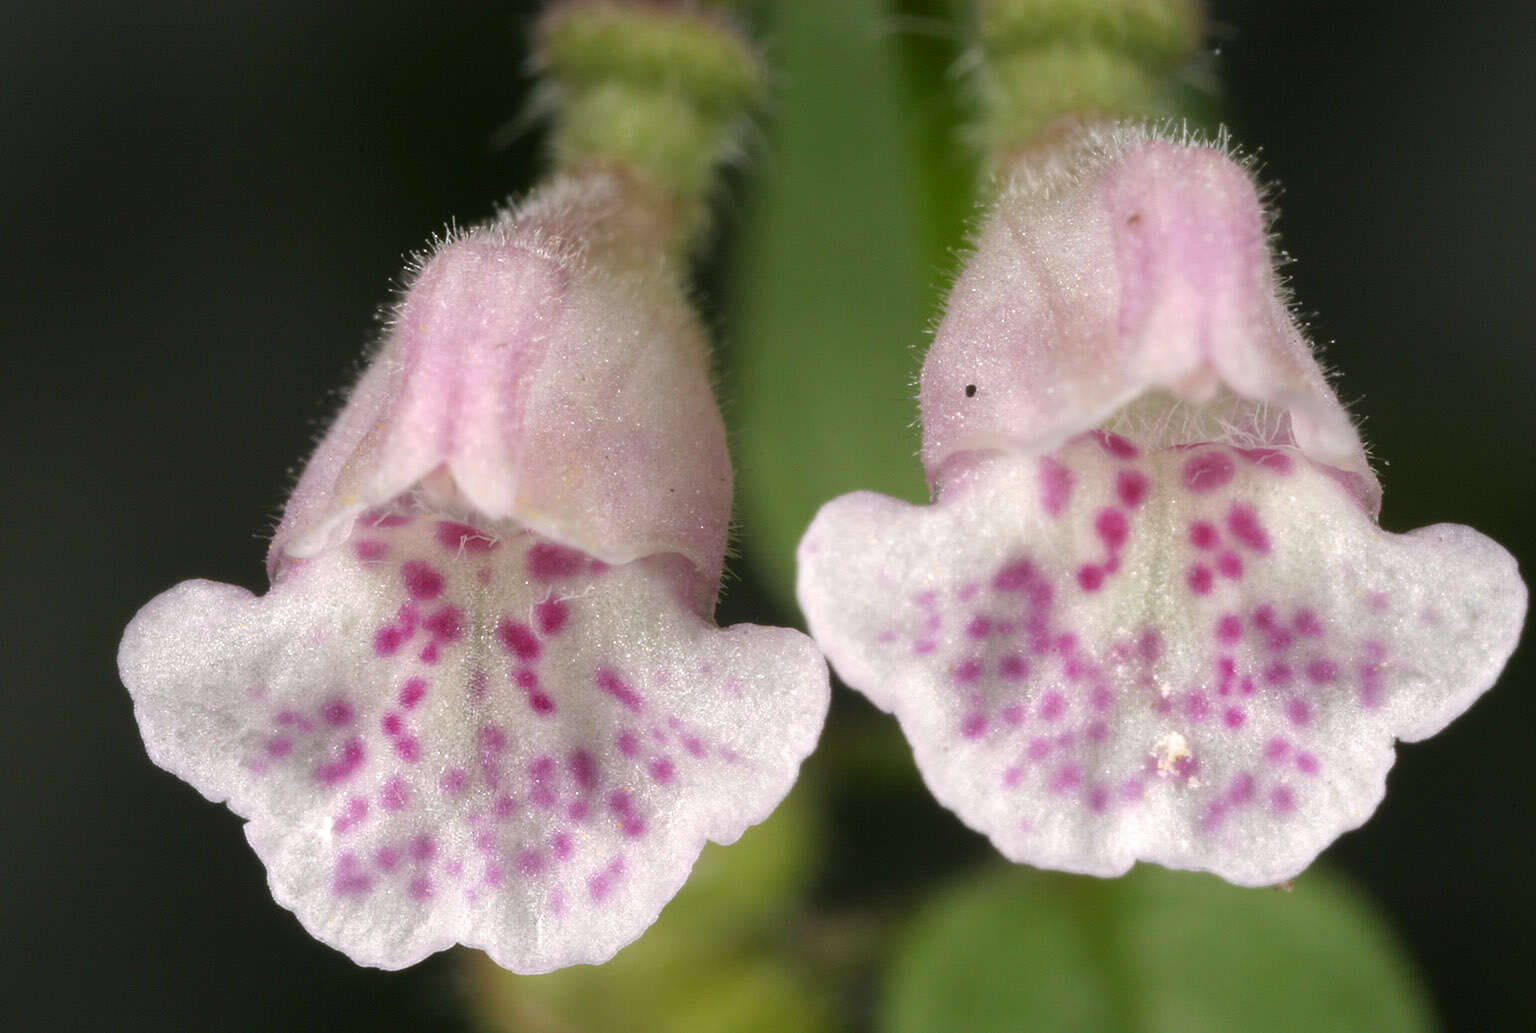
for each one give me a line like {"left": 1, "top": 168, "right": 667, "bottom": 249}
{"left": 974, "top": 0, "right": 1204, "bottom": 162}
{"left": 536, "top": 1, "right": 765, "bottom": 234}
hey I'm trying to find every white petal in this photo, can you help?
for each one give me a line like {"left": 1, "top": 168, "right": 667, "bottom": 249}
{"left": 121, "top": 514, "right": 828, "bottom": 970}
{"left": 798, "top": 436, "right": 1523, "bottom": 885}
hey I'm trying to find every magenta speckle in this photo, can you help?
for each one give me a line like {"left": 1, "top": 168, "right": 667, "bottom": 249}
{"left": 1215, "top": 614, "right": 1242, "bottom": 645}
{"left": 649, "top": 758, "right": 676, "bottom": 783}
{"left": 953, "top": 658, "right": 983, "bottom": 685}
{"left": 1039, "top": 458, "right": 1074, "bottom": 517}
{"left": 1092, "top": 430, "right": 1140, "bottom": 458}
{"left": 408, "top": 875, "right": 433, "bottom": 902}
{"left": 374, "top": 625, "right": 407, "bottom": 656}
{"left": 1182, "top": 450, "right": 1235, "bottom": 491}
{"left": 1294, "top": 609, "right": 1324, "bottom": 637}
{"left": 517, "top": 849, "right": 546, "bottom": 877}
{"left": 1226, "top": 505, "right": 1271, "bottom": 554}
{"left": 1002, "top": 703, "right": 1026, "bottom": 725}
{"left": 616, "top": 731, "right": 639, "bottom": 757}
{"left": 1286, "top": 699, "right": 1313, "bottom": 726}
{"left": 440, "top": 768, "right": 469, "bottom": 796}
{"left": 1360, "top": 663, "right": 1385, "bottom": 708}
{"left": 1116, "top": 470, "right": 1150, "bottom": 507}
{"left": 1087, "top": 719, "right": 1109, "bottom": 743}
{"left": 1264, "top": 661, "right": 1293, "bottom": 687}
{"left": 375, "top": 845, "right": 401, "bottom": 871}
{"left": 1095, "top": 508, "right": 1129, "bottom": 550}
{"left": 1088, "top": 785, "right": 1110, "bottom": 813}
{"left": 332, "top": 855, "right": 371, "bottom": 897}
{"left": 494, "top": 794, "right": 518, "bottom": 820}
{"left": 527, "top": 542, "right": 585, "bottom": 580}
{"left": 401, "top": 560, "right": 444, "bottom": 601}
{"left": 394, "top": 736, "right": 421, "bottom": 762}
{"left": 380, "top": 712, "right": 402, "bottom": 736}
{"left": 569, "top": 749, "right": 599, "bottom": 791}
{"left": 436, "top": 520, "right": 497, "bottom": 553}
{"left": 960, "top": 713, "right": 988, "bottom": 739}
{"left": 380, "top": 777, "right": 409, "bottom": 811}
{"left": 1187, "top": 565, "right": 1213, "bottom": 595}
{"left": 595, "top": 668, "right": 643, "bottom": 712}
{"left": 999, "top": 654, "right": 1029, "bottom": 680}
{"left": 423, "top": 605, "right": 464, "bottom": 641}
{"left": 1265, "top": 738, "right": 1291, "bottom": 762}
{"left": 536, "top": 598, "right": 570, "bottom": 635}
{"left": 529, "top": 691, "right": 555, "bottom": 715}
{"left": 1216, "top": 551, "right": 1243, "bottom": 579}
{"left": 408, "top": 833, "right": 437, "bottom": 863}
{"left": 353, "top": 539, "right": 387, "bottom": 561}
{"left": 322, "top": 699, "right": 355, "bottom": 728}
{"left": 1228, "top": 773, "right": 1256, "bottom": 806}
{"left": 1039, "top": 692, "right": 1066, "bottom": 722}
{"left": 1295, "top": 751, "right": 1321, "bottom": 775}
{"left": 1223, "top": 707, "right": 1246, "bottom": 729}
{"left": 1050, "top": 765, "right": 1082, "bottom": 793}
{"left": 1183, "top": 691, "right": 1210, "bottom": 721}
{"left": 398, "top": 677, "right": 427, "bottom": 709}
{"left": 497, "top": 620, "right": 541, "bottom": 661}
{"left": 992, "top": 559, "right": 1035, "bottom": 592}
{"left": 1270, "top": 786, "right": 1297, "bottom": 813}
{"left": 1189, "top": 521, "right": 1219, "bottom": 550}
{"left": 1077, "top": 564, "right": 1105, "bottom": 592}
{"left": 1241, "top": 448, "right": 1294, "bottom": 474}
{"left": 966, "top": 616, "right": 993, "bottom": 639}
{"left": 264, "top": 736, "right": 292, "bottom": 758}
{"left": 314, "top": 738, "right": 365, "bottom": 785}
{"left": 1306, "top": 659, "right": 1340, "bottom": 684}
{"left": 1026, "top": 736, "right": 1052, "bottom": 761}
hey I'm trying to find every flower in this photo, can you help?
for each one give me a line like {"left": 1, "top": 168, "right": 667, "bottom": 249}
{"left": 119, "top": 171, "right": 829, "bottom": 971}
{"left": 796, "top": 125, "right": 1525, "bottom": 886}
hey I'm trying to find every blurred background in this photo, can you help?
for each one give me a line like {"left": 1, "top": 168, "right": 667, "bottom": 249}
{"left": 3, "top": 1, "right": 1531, "bottom": 1030}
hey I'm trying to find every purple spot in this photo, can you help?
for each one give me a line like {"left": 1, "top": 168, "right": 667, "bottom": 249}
{"left": 440, "top": 768, "right": 469, "bottom": 796}
{"left": 380, "top": 777, "right": 409, "bottom": 811}
{"left": 1216, "top": 551, "right": 1243, "bottom": 579}
{"left": 479, "top": 725, "right": 508, "bottom": 753}
{"left": 1286, "top": 699, "right": 1313, "bottom": 726}
{"left": 517, "top": 849, "right": 546, "bottom": 876}
{"left": 1039, "top": 692, "right": 1066, "bottom": 721}
{"left": 649, "top": 758, "right": 676, "bottom": 783}
{"left": 949, "top": 658, "right": 982, "bottom": 685}
{"left": 1223, "top": 707, "right": 1246, "bottom": 729}
{"left": 536, "top": 599, "right": 570, "bottom": 635}
{"left": 1241, "top": 448, "right": 1294, "bottom": 474}
{"left": 1039, "top": 458, "right": 1074, "bottom": 517}
{"left": 1117, "top": 470, "right": 1150, "bottom": 507}
{"left": 966, "top": 616, "right": 993, "bottom": 639}
{"left": 423, "top": 605, "right": 464, "bottom": 641}
{"left": 375, "top": 845, "right": 402, "bottom": 871}
{"left": 960, "top": 713, "right": 988, "bottom": 739}
{"left": 1050, "top": 765, "right": 1082, "bottom": 793}
{"left": 569, "top": 750, "right": 599, "bottom": 790}
{"left": 353, "top": 539, "right": 387, "bottom": 561}
{"left": 1088, "top": 785, "right": 1110, "bottom": 813}
{"left": 264, "top": 737, "right": 292, "bottom": 758}
{"left": 1295, "top": 752, "right": 1321, "bottom": 776}
{"left": 436, "top": 520, "right": 497, "bottom": 553}
{"left": 1026, "top": 736, "right": 1051, "bottom": 761}
{"left": 332, "top": 855, "right": 371, "bottom": 897}
{"left": 408, "top": 875, "right": 434, "bottom": 902}
{"left": 552, "top": 832, "right": 574, "bottom": 861}
{"left": 1137, "top": 628, "right": 1163, "bottom": 662}
{"left": 1270, "top": 786, "right": 1297, "bottom": 813}
{"left": 1294, "top": 609, "right": 1324, "bottom": 637}
{"left": 1187, "top": 565, "right": 1213, "bottom": 595}
{"left": 1215, "top": 614, "right": 1242, "bottom": 645}
{"left": 616, "top": 731, "right": 639, "bottom": 757}
{"left": 1173, "top": 755, "right": 1200, "bottom": 779}
{"left": 494, "top": 795, "right": 518, "bottom": 820}
{"left": 322, "top": 699, "right": 355, "bottom": 728}
{"left": 1265, "top": 738, "right": 1291, "bottom": 762}
{"left": 1226, "top": 505, "right": 1271, "bottom": 554}
{"left": 1086, "top": 719, "right": 1109, "bottom": 742}
{"left": 1189, "top": 521, "right": 1219, "bottom": 550}
{"left": 999, "top": 654, "right": 1029, "bottom": 680}
{"left": 333, "top": 796, "right": 369, "bottom": 834}
{"left": 1306, "top": 660, "right": 1339, "bottom": 684}
{"left": 993, "top": 559, "right": 1036, "bottom": 592}
{"left": 527, "top": 542, "right": 585, "bottom": 580}
{"left": 497, "top": 620, "right": 541, "bottom": 661}
{"left": 1001, "top": 703, "right": 1026, "bottom": 725}
{"left": 1077, "top": 564, "right": 1105, "bottom": 592}
{"left": 374, "top": 625, "right": 407, "bottom": 656}
{"left": 1183, "top": 691, "right": 1210, "bottom": 721}
{"left": 1182, "top": 450, "right": 1235, "bottom": 492}
{"left": 401, "top": 560, "right": 444, "bottom": 601}
{"left": 314, "top": 738, "right": 365, "bottom": 785}
{"left": 399, "top": 677, "right": 427, "bottom": 709}
{"left": 1360, "top": 663, "right": 1385, "bottom": 708}
{"left": 409, "top": 834, "right": 437, "bottom": 863}
{"left": 1095, "top": 508, "right": 1129, "bottom": 551}
{"left": 394, "top": 736, "right": 421, "bottom": 762}
{"left": 1092, "top": 430, "right": 1140, "bottom": 458}
{"left": 595, "top": 668, "right": 643, "bottom": 712}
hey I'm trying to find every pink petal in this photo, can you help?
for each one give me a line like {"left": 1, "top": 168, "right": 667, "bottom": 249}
{"left": 920, "top": 126, "right": 1378, "bottom": 513}
{"left": 272, "top": 173, "right": 732, "bottom": 602}
{"left": 121, "top": 513, "right": 828, "bottom": 970}
{"left": 798, "top": 436, "right": 1523, "bottom": 885}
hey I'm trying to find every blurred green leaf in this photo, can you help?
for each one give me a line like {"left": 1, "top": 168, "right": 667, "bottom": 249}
{"left": 881, "top": 864, "right": 1437, "bottom": 1033}
{"left": 724, "top": 0, "right": 942, "bottom": 611}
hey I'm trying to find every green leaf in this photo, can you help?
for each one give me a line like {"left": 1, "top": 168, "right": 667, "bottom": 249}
{"left": 881, "top": 864, "right": 1437, "bottom": 1033}
{"left": 723, "top": 0, "right": 939, "bottom": 611}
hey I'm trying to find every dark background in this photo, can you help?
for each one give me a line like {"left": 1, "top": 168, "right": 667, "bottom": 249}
{"left": 3, "top": 1, "right": 1531, "bottom": 1030}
